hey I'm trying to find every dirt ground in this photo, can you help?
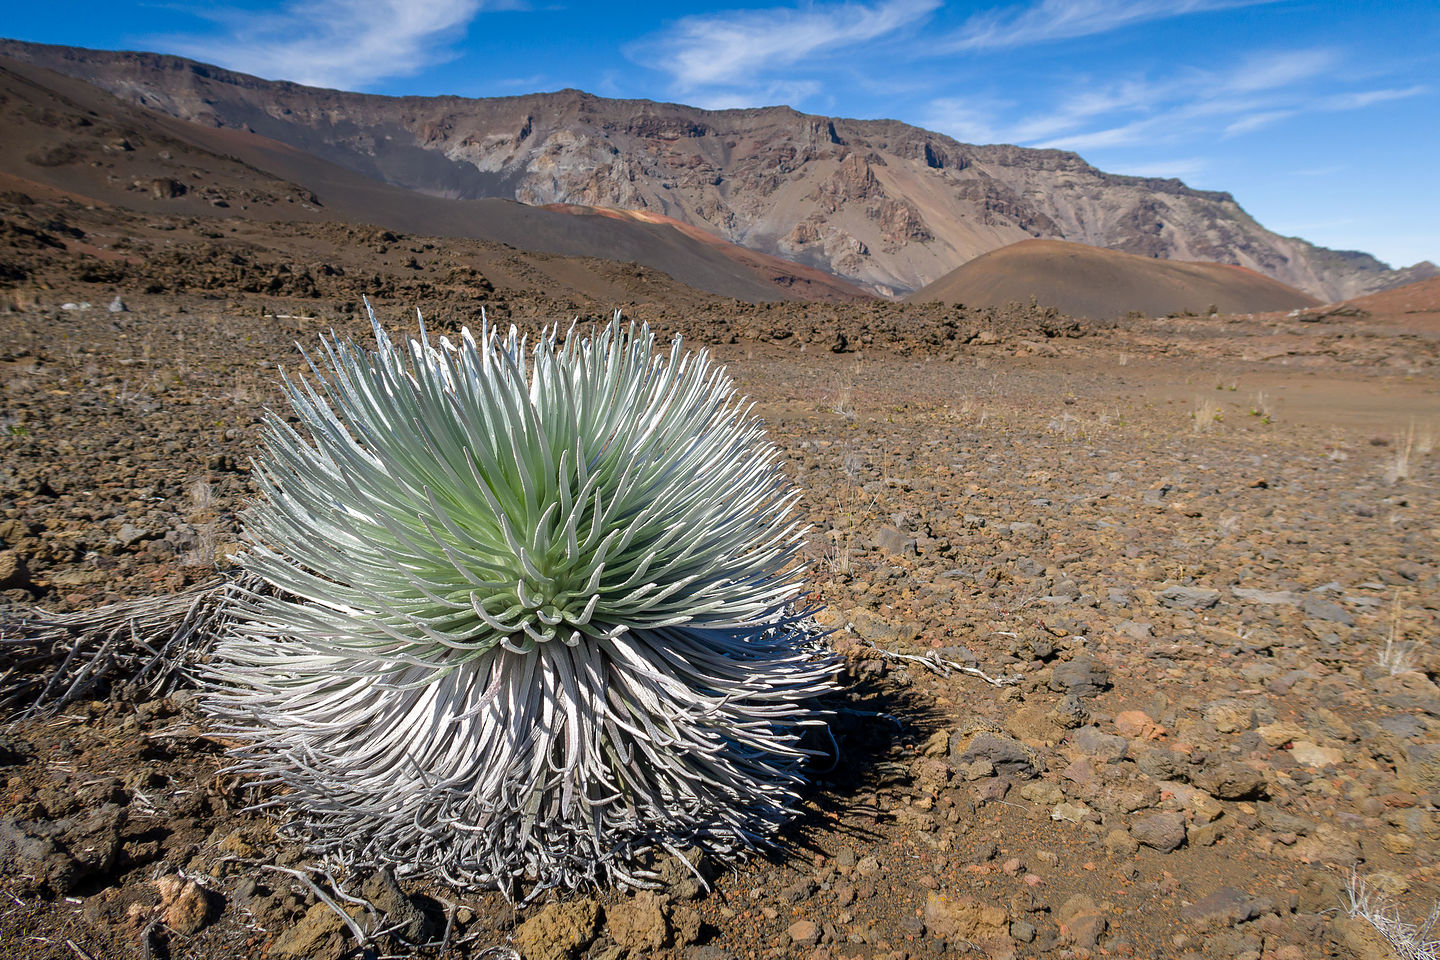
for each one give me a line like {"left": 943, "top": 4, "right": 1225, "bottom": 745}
{"left": 1, "top": 212, "right": 1438, "bottom": 960}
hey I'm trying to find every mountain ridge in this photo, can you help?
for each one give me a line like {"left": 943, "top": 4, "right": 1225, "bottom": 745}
{"left": 0, "top": 54, "right": 870, "bottom": 303}
{"left": 2, "top": 37, "right": 1433, "bottom": 302}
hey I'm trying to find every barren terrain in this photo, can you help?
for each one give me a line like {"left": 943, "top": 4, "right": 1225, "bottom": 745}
{"left": 909, "top": 240, "right": 1320, "bottom": 320}
{"left": 4, "top": 38, "right": 1436, "bottom": 301}
{"left": 1, "top": 180, "right": 1438, "bottom": 960}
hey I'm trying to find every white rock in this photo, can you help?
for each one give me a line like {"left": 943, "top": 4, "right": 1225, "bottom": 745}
{"left": 1289, "top": 740, "right": 1345, "bottom": 767}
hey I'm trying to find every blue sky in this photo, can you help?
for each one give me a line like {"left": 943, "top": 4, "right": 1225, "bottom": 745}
{"left": 8, "top": 1, "right": 1438, "bottom": 267}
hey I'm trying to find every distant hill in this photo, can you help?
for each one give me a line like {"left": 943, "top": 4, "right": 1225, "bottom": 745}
{"left": 1344, "top": 274, "right": 1440, "bottom": 316}
{"left": 0, "top": 37, "right": 1432, "bottom": 302}
{"left": 0, "top": 55, "right": 870, "bottom": 304}
{"left": 906, "top": 239, "right": 1320, "bottom": 318}
{"left": 1337, "top": 274, "right": 1440, "bottom": 334}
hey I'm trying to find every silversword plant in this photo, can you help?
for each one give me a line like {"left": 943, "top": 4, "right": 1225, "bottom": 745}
{"left": 204, "top": 309, "right": 839, "bottom": 896}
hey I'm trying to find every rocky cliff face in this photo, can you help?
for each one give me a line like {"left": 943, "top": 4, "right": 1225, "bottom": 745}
{"left": 5, "top": 39, "right": 1431, "bottom": 301}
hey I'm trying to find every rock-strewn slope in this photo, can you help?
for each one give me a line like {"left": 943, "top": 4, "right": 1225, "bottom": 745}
{"left": 1, "top": 280, "right": 1437, "bottom": 960}
{"left": 2, "top": 38, "right": 1434, "bottom": 301}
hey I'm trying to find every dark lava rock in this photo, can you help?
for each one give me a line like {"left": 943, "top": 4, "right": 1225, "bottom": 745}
{"left": 362, "top": 867, "right": 433, "bottom": 944}
{"left": 1197, "top": 762, "right": 1268, "bottom": 800}
{"left": 1049, "top": 656, "right": 1112, "bottom": 698}
{"left": 1181, "top": 886, "right": 1262, "bottom": 926}
{"left": 0, "top": 733, "right": 28, "bottom": 767}
{"left": 0, "top": 803, "right": 126, "bottom": 895}
{"left": 874, "top": 525, "right": 918, "bottom": 557}
{"left": 657, "top": 848, "right": 708, "bottom": 901}
{"left": 953, "top": 731, "right": 1041, "bottom": 779}
{"left": 1302, "top": 594, "right": 1354, "bottom": 625}
{"left": 781, "top": 877, "right": 817, "bottom": 903}
{"left": 1158, "top": 586, "right": 1220, "bottom": 610}
{"left": 1380, "top": 714, "right": 1427, "bottom": 739}
{"left": 1130, "top": 812, "right": 1187, "bottom": 852}
{"left": 1069, "top": 725, "right": 1128, "bottom": 762}
{"left": 0, "top": 549, "right": 33, "bottom": 592}
{"left": 1256, "top": 802, "right": 1311, "bottom": 835}
{"left": 1135, "top": 747, "right": 1190, "bottom": 782}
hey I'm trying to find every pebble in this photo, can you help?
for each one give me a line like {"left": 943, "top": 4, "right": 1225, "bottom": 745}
{"left": 1049, "top": 656, "right": 1111, "bottom": 697}
{"left": 1302, "top": 594, "right": 1354, "bottom": 625}
{"left": 1057, "top": 894, "right": 1107, "bottom": 948}
{"left": 1288, "top": 741, "right": 1346, "bottom": 767}
{"left": 1105, "top": 828, "right": 1140, "bottom": 857}
{"left": 154, "top": 877, "right": 211, "bottom": 935}
{"left": 514, "top": 900, "right": 600, "bottom": 960}
{"left": 953, "top": 731, "right": 1040, "bottom": 779}
{"left": 1131, "top": 812, "right": 1188, "bottom": 852}
{"left": 787, "top": 919, "right": 820, "bottom": 946}
{"left": 1197, "top": 762, "right": 1268, "bottom": 800}
{"left": 1158, "top": 586, "right": 1220, "bottom": 609}
{"left": 608, "top": 891, "right": 670, "bottom": 953}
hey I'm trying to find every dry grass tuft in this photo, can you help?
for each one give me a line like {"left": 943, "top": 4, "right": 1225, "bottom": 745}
{"left": 1346, "top": 871, "right": 1440, "bottom": 960}
{"left": 1385, "top": 423, "right": 1417, "bottom": 483}
{"left": 1192, "top": 397, "right": 1223, "bottom": 433}
{"left": 1248, "top": 390, "right": 1273, "bottom": 423}
{"left": 829, "top": 361, "right": 860, "bottom": 421}
{"left": 1378, "top": 592, "right": 1423, "bottom": 676}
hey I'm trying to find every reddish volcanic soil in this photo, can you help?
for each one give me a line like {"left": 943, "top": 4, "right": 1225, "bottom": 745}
{"left": 908, "top": 239, "right": 1320, "bottom": 320}
{"left": 1340, "top": 275, "right": 1440, "bottom": 335}
{"left": 1, "top": 235, "right": 1438, "bottom": 960}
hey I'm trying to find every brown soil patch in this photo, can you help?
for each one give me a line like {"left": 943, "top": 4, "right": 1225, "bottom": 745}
{"left": 909, "top": 239, "right": 1319, "bottom": 319}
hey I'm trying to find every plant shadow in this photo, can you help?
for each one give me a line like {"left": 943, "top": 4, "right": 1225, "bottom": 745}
{"left": 765, "top": 661, "right": 950, "bottom": 869}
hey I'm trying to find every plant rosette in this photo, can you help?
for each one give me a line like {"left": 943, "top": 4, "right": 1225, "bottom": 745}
{"left": 204, "top": 308, "right": 841, "bottom": 897}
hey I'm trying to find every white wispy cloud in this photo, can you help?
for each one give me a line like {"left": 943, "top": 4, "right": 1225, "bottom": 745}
{"left": 685, "top": 81, "right": 826, "bottom": 112}
{"left": 1004, "top": 77, "right": 1183, "bottom": 142}
{"left": 948, "top": 0, "right": 1276, "bottom": 51}
{"left": 922, "top": 98, "right": 1005, "bottom": 144}
{"left": 929, "top": 46, "right": 1350, "bottom": 150}
{"left": 924, "top": 75, "right": 1189, "bottom": 146}
{"left": 1220, "top": 48, "right": 1336, "bottom": 93}
{"left": 1223, "top": 109, "right": 1296, "bottom": 137}
{"left": 1221, "top": 82, "right": 1426, "bottom": 137}
{"left": 632, "top": 0, "right": 938, "bottom": 104}
{"left": 1038, "top": 118, "right": 1158, "bottom": 150}
{"left": 1322, "top": 85, "right": 1428, "bottom": 110}
{"left": 166, "top": 0, "right": 497, "bottom": 90}
{"left": 494, "top": 74, "right": 549, "bottom": 90}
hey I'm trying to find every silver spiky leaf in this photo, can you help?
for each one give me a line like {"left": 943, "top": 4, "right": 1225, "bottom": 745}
{"left": 203, "top": 309, "right": 840, "bottom": 896}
